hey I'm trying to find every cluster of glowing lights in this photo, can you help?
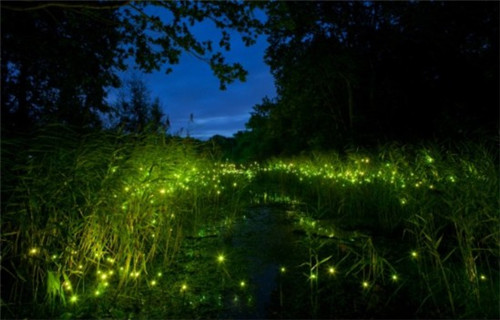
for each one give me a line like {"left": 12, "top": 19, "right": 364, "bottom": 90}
{"left": 25, "top": 149, "right": 492, "bottom": 312}
{"left": 109, "top": 149, "right": 475, "bottom": 242}
{"left": 63, "top": 281, "right": 72, "bottom": 291}
{"left": 253, "top": 152, "right": 467, "bottom": 196}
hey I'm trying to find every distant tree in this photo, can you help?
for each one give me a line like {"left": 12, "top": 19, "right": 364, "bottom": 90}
{"left": 232, "top": 130, "right": 259, "bottom": 162}
{"left": 245, "top": 97, "right": 284, "bottom": 157}
{"left": 114, "top": 77, "right": 168, "bottom": 134}
{"left": 251, "top": 1, "right": 498, "bottom": 155}
{"left": 150, "top": 97, "right": 169, "bottom": 134}
{"left": 1, "top": 1, "right": 265, "bottom": 133}
{"left": 1, "top": 1, "right": 123, "bottom": 132}
{"left": 203, "top": 135, "right": 236, "bottom": 161}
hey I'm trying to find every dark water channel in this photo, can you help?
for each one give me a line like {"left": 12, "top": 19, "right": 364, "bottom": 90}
{"left": 174, "top": 206, "right": 414, "bottom": 319}
{"left": 220, "top": 207, "right": 305, "bottom": 319}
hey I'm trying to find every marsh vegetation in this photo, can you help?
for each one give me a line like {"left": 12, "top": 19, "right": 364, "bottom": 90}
{"left": 2, "top": 3, "right": 498, "bottom": 318}
{"left": 2, "top": 128, "right": 498, "bottom": 319}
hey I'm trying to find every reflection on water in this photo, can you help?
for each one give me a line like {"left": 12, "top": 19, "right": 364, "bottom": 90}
{"left": 221, "top": 207, "right": 303, "bottom": 319}
{"left": 173, "top": 205, "right": 420, "bottom": 319}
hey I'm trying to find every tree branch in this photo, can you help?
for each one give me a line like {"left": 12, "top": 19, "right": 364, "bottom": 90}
{"left": 2, "top": 1, "right": 132, "bottom": 11}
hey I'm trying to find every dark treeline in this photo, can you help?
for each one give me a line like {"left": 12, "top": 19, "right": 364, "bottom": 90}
{"left": 1, "top": 1, "right": 498, "bottom": 161}
{"left": 1, "top": 1, "right": 262, "bottom": 135}
{"left": 235, "top": 1, "right": 499, "bottom": 160}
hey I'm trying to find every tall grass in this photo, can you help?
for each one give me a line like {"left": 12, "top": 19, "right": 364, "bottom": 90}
{"left": 2, "top": 127, "right": 498, "bottom": 318}
{"left": 1, "top": 126, "right": 250, "bottom": 317}
{"left": 257, "top": 142, "right": 499, "bottom": 317}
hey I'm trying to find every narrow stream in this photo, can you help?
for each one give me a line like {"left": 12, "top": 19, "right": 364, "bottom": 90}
{"left": 221, "top": 206, "right": 304, "bottom": 319}
{"left": 135, "top": 206, "right": 419, "bottom": 318}
{"left": 172, "top": 205, "right": 414, "bottom": 319}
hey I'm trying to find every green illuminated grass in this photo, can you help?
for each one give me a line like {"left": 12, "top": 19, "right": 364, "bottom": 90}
{"left": 1, "top": 127, "right": 498, "bottom": 318}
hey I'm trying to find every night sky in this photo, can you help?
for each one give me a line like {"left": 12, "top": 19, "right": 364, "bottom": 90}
{"left": 112, "top": 9, "right": 276, "bottom": 140}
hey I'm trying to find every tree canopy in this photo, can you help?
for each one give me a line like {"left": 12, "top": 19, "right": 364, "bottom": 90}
{"left": 2, "top": 1, "right": 498, "bottom": 158}
{"left": 1, "top": 1, "right": 264, "bottom": 133}
{"left": 242, "top": 1, "right": 498, "bottom": 157}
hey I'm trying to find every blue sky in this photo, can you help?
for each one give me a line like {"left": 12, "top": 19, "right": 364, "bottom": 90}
{"left": 113, "top": 9, "right": 276, "bottom": 140}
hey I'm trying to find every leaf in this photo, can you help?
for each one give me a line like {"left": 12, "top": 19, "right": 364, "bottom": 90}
{"left": 318, "top": 255, "right": 333, "bottom": 265}
{"left": 59, "top": 312, "right": 74, "bottom": 319}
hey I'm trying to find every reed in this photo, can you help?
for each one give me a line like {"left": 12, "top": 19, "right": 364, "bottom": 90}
{"left": 1, "top": 127, "right": 497, "bottom": 318}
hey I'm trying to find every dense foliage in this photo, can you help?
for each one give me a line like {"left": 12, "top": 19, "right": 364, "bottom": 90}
{"left": 243, "top": 1, "right": 498, "bottom": 156}
{"left": 1, "top": 129, "right": 498, "bottom": 318}
{"left": 1, "top": 2, "right": 498, "bottom": 318}
{"left": 1, "top": 1, "right": 263, "bottom": 132}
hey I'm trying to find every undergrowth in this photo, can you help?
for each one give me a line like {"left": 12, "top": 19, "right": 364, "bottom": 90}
{"left": 1, "top": 126, "right": 498, "bottom": 318}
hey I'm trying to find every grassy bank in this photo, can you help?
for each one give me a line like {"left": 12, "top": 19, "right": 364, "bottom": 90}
{"left": 1, "top": 127, "right": 498, "bottom": 318}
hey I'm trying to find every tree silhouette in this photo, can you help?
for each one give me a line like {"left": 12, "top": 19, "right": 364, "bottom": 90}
{"left": 245, "top": 1, "right": 498, "bottom": 155}
{"left": 1, "top": 1, "right": 265, "bottom": 133}
{"left": 114, "top": 77, "right": 167, "bottom": 134}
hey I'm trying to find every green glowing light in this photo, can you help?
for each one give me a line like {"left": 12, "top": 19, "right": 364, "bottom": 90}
{"left": 391, "top": 274, "right": 398, "bottom": 281}
{"left": 280, "top": 266, "right": 286, "bottom": 273}
{"left": 480, "top": 274, "right": 487, "bottom": 281}
{"left": 362, "top": 281, "right": 369, "bottom": 288}
{"left": 63, "top": 281, "right": 72, "bottom": 291}
{"left": 240, "top": 281, "right": 246, "bottom": 288}
{"left": 181, "top": 284, "right": 188, "bottom": 292}
{"left": 28, "top": 247, "right": 39, "bottom": 255}
{"left": 411, "top": 251, "right": 418, "bottom": 258}
{"left": 151, "top": 280, "right": 157, "bottom": 286}
{"left": 328, "top": 267, "right": 336, "bottom": 275}
{"left": 70, "top": 295, "right": 78, "bottom": 303}
{"left": 217, "top": 254, "right": 225, "bottom": 263}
